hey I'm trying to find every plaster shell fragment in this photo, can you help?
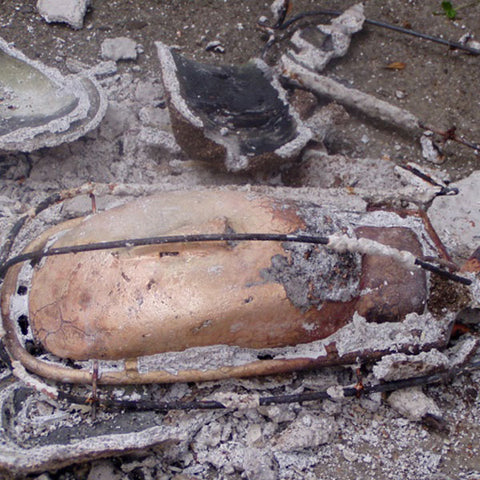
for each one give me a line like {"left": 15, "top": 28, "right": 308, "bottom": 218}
{"left": 156, "top": 42, "right": 312, "bottom": 171}
{"left": 0, "top": 37, "right": 106, "bottom": 153}
{"left": 429, "top": 170, "right": 480, "bottom": 259}
{"left": 372, "top": 350, "right": 450, "bottom": 382}
{"left": 285, "top": 4, "right": 365, "bottom": 72}
{"left": 388, "top": 387, "right": 442, "bottom": 422}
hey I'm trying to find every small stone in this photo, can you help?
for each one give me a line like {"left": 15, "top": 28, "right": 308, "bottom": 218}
{"left": 101, "top": 37, "right": 138, "bottom": 61}
{"left": 37, "top": 0, "right": 90, "bottom": 29}
{"left": 395, "top": 90, "right": 406, "bottom": 99}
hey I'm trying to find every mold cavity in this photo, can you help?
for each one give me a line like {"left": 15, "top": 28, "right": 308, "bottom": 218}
{"left": 25, "top": 340, "right": 45, "bottom": 356}
{"left": 17, "top": 285, "right": 28, "bottom": 295}
{"left": 17, "top": 315, "right": 29, "bottom": 336}
{"left": 257, "top": 353, "right": 275, "bottom": 361}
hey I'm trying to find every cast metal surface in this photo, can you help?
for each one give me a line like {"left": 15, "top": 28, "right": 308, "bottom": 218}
{"left": 1, "top": 189, "right": 453, "bottom": 386}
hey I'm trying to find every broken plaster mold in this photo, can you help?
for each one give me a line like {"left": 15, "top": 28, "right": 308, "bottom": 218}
{"left": 0, "top": 37, "right": 107, "bottom": 153}
{"left": 156, "top": 42, "right": 312, "bottom": 171}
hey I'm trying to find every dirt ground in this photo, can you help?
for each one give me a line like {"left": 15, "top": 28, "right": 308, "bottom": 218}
{"left": 1, "top": 1, "right": 480, "bottom": 479}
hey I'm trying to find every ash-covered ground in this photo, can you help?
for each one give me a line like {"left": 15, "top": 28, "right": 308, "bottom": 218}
{"left": 1, "top": 1, "right": 480, "bottom": 479}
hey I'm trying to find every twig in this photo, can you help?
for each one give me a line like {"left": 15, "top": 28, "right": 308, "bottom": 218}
{"left": 419, "top": 123, "right": 480, "bottom": 153}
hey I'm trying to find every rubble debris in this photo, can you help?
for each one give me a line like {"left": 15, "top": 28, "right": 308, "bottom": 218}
{"left": 0, "top": 379, "right": 216, "bottom": 475}
{"left": 387, "top": 387, "right": 443, "bottom": 422}
{"left": 289, "top": 151, "right": 447, "bottom": 207}
{"left": 372, "top": 350, "right": 450, "bottom": 382}
{"left": 284, "top": 3, "right": 365, "bottom": 73}
{"left": 205, "top": 40, "right": 225, "bottom": 54}
{"left": 156, "top": 42, "right": 311, "bottom": 171}
{"left": 421, "top": 132, "right": 444, "bottom": 164}
{"left": 429, "top": 170, "right": 480, "bottom": 259}
{"left": 0, "top": 37, "right": 106, "bottom": 153}
{"left": 37, "top": 0, "right": 90, "bottom": 30}
{"left": 274, "top": 413, "right": 337, "bottom": 451}
{"left": 101, "top": 37, "right": 138, "bottom": 62}
{"left": 281, "top": 56, "right": 420, "bottom": 132}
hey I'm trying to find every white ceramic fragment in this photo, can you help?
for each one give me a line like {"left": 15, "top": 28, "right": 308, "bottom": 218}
{"left": 37, "top": 0, "right": 90, "bottom": 30}
{"left": 0, "top": 37, "right": 107, "bottom": 153}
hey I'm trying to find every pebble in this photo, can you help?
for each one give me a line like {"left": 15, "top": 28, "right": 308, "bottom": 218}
{"left": 87, "top": 460, "right": 123, "bottom": 480}
{"left": 101, "top": 37, "right": 138, "bottom": 61}
{"left": 37, "top": 0, "right": 90, "bottom": 29}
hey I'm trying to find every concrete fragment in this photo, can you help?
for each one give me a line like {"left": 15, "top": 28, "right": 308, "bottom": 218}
{"left": 388, "top": 387, "right": 442, "bottom": 422}
{"left": 0, "top": 37, "right": 106, "bottom": 153}
{"left": 156, "top": 42, "right": 311, "bottom": 171}
{"left": 37, "top": 0, "right": 90, "bottom": 30}
{"left": 101, "top": 37, "right": 138, "bottom": 62}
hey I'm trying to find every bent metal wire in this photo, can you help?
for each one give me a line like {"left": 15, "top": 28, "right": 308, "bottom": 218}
{"left": 0, "top": 231, "right": 472, "bottom": 285}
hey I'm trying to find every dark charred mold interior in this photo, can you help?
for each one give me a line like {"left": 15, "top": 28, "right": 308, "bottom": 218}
{"left": 171, "top": 51, "right": 298, "bottom": 155}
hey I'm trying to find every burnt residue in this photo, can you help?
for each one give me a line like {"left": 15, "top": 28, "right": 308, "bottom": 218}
{"left": 427, "top": 275, "right": 472, "bottom": 316}
{"left": 171, "top": 51, "right": 298, "bottom": 156}
{"left": 261, "top": 204, "right": 361, "bottom": 311}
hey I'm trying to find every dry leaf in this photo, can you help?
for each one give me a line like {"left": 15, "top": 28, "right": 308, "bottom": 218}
{"left": 386, "top": 61, "right": 406, "bottom": 70}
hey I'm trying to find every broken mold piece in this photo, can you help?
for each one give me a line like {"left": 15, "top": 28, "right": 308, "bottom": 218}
{"left": 156, "top": 42, "right": 312, "bottom": 171}
{"left": 0, "top": 37, "right": 107, "bottom": 153}
{"left": 37, "top": 0, "right": 91, "bottom": 30}
{"left": 284, "top": 3, "right": 365, "bottom": 73}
